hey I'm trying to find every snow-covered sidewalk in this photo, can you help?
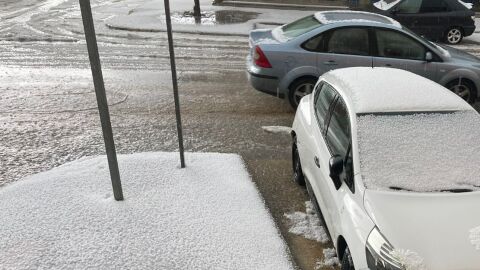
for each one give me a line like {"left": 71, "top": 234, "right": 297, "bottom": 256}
{"left": 0, "top": 152, "right": 294, "bottom": 269}
{"left": 104, "top": 0, "right": 312, "bottom": 36}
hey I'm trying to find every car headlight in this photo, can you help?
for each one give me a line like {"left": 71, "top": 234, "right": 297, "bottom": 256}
{"left": 366, "top": 227, "right": 404, "bottom": 270}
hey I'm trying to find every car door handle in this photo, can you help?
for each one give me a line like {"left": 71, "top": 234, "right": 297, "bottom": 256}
{"left": 314, "top": 156, "right": 320, "bottom": 168}
{"left": 323, "top": 60, "right": 337, "bottom": 66}
{"left": 385, "top": 63, "right": 392, "bottom": 67}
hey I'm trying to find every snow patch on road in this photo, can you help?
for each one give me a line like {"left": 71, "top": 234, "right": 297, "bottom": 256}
{"left": 262, "top": 126, "right": 292, "bottom": 134}
{"left": 0, "top": 152, "right": 294, "bottom": 269}
{"left": 314, "top": 248, "right": 340, "bottom": 269}
{"left": 284, "top": 201, "right": 330, "bottom": 243}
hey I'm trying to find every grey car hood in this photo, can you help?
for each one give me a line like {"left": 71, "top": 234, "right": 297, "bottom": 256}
{"left": 440, "top": 44, "right": 480, "bottom": 63}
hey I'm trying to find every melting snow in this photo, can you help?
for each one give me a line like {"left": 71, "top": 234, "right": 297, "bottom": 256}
{"left": 391, "top": 249, "right": 426, "bottom": 270}
{"left": 284, "top": 201, "right": 330, "bottom": 243}
{"left": 262, "top": 126, "right": 292, "bottom": 134}
{"left": 470, "top": 226, "right": 480, "bottom": 250}
{"left": 314, "top": 248, "right": 340, "bottom": 269}
{"left": 0, "top": 152, "right": 294, "bottom": 269}
{"left": 357, "top": 111, "right": 480, "bottom": 192}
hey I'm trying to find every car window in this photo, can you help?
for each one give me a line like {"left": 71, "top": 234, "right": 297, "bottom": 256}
{"left": 303, "top": 33, "right": 327, "bottom": 52}
{"left": 395, "top": 0, "right": 422, "bottom": 13}
{"left": 375, "top": 28, "right": 426, "bottom": 60}
{"left": 326, "top": 28, "right": 370, "bottom": 56}
{"left": 281, "top": 15, "right": 322, "bottom": 39}
{"left": 420, "top": 0, "right": 451, "bottom": 12}
{"left": 314, "top": 83, "right": 337, "bottom": 131}
{"left": 325, "top": 98, "right": 350, "bottom": 158}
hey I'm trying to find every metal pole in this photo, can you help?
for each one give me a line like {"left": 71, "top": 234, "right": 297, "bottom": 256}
{"left": 79, "top": 0, "right": 124, "bottom": 200}
{"left": 164, "top": 0, "right": 186, "bottom": 168}
{"left": 193, "top": 0, "right": 201, "bottom": 24}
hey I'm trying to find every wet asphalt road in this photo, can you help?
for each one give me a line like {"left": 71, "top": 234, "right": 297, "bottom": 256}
{"left": 3, "top": 1, "right": 480, "bottom": 269}
{"left": 0, "top": 0, "right": 325, "bottom": 269}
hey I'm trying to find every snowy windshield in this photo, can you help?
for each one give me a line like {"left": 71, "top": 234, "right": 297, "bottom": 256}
{"left": 357, "top": 111, "right": 480, "bottom": 193}
{"left": 280, "top": 15, "right": 322, "bottom": 39}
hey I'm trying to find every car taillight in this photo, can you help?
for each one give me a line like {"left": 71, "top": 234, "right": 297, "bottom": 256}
{"left": 253, "top": 46, "right": 272, "bottom": 68}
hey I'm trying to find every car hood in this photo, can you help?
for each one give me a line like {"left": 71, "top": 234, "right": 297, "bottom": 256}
{"left": 439, "top": 44, "right": 480, "bottom": 63}
{"left": 364, "top": 190, "right": 480, "bottom": 269}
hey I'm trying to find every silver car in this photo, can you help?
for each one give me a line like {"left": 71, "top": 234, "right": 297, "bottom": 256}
{"left": 247, "top": 10, "right": 480, "bottom": 108}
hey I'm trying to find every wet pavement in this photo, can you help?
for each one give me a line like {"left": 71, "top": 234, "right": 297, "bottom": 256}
{"left": 2, "top": 0, "right": 480, "bottom": 270}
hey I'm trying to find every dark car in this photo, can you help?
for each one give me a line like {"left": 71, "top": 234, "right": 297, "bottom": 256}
{"left": 373, "top": 0, "right": 476, "bottom": 44}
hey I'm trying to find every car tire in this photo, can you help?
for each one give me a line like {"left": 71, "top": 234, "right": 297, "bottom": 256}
{"left": 341, "top": 247, "right": 355, "bottom": 270}
{"left": 446, "top": 79, "right": 477, "bottom": 103}
{"left": 445, "top": 27, "right": 463, "bottom": 45}
{"left": 288, "top": 77, "right": 317, "bottom": 109}
{"left": 292, "top": 138, "right": 305, "bottom": 186}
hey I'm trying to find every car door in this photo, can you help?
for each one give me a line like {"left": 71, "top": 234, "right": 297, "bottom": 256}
{"left": 372, "top": 27, "right": 437, "bottom": 80}
{"left": 308, "top": 82, "right": 338, "bottom": 232}
{"left": 311, "top": 85, "right": 353, "bottom": 235}
{"left": 418, "top": 0, "right": 452, "bottom": 39}
{"left": 390, "top": 0, "right": 424, "bottom": 33}
{"left": 303, "top": 27, "right": 373, "bottom": 76}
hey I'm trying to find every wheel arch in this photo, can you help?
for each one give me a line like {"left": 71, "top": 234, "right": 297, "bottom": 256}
{"left": 440, "top": 69, "right": 480, "bottom": 99}
{"left": 278, "top": 66, "right": 319, "bottom": 94}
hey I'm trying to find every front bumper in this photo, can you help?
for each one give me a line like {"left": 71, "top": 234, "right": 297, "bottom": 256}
{"left": 247, "top": 71, "right": 283, "bottom": 99}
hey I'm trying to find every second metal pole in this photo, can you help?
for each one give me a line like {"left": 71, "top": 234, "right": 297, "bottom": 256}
{"left": 164, "top": 0, "right": 186, "bottom": 168}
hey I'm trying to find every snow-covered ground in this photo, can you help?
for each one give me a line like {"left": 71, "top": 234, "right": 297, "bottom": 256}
{"left": 0, "top": 152, "right": 294, "bottom": 269}
{"left": 284, "top": 201, "right": 340, "bottom": 269}
{"left": 104, "top": 0, "right": 312, "bottom": 35}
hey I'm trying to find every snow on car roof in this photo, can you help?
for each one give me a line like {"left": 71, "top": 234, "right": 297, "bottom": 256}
{"left": 357, "top": 111, "right": 480, "bottom": 192}
{"left": 322, "top": 67, "right": 473, "bottom": 114}
{"left": 314, "top": 10, "right": 401, "bottom": 28}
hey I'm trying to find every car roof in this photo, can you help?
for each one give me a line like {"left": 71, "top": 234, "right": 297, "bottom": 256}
{"left": 314, "top": 10, "right": 402, "bottom": 28}
{"left": 321, "top": 67, "right": 473, "bottom": 114}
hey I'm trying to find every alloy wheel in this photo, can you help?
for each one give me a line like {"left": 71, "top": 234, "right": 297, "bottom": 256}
{"left": 449, "top": 83, "right": 471, "bottom": 102}
{"left": 293, "top": 83, "right": 314, "bottom": 106}
{"left": 447, "top": 28, "right": 462, "bottom": 44}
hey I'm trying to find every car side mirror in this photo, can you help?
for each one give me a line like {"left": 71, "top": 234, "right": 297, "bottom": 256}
{"left": 425, "top": 52, "right": 433, "bottom": 62}
{"left": 329, "top": 155, "right": 343, "bottom": 190}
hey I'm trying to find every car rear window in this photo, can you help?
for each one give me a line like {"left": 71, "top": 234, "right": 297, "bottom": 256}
{"left": 281, "top": 15, "right": 322, "bottom": 39}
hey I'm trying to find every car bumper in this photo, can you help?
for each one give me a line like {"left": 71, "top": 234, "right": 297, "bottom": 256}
{"left": 247, "top": 71, "right": 283, "bottom": 99}
{"left": 464, "top": 25, "right": 476, "bottom": 37}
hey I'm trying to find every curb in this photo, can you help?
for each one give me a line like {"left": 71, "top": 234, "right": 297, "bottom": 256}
{"left": 215, "top": 0, "right": 349, "bottom": 10}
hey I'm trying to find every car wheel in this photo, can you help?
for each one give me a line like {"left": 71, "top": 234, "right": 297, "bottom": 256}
{"left": 445, "top": 27, "right": 463, "bottom": 44}
{"left": 292, "top": 138, "right": 305, "bottom": 186}
{"left": 341, "top": 247, "right": 355, "bottom": 270}
{"left": 288, "top": 78, "right": 316, "bottom": 109}
{"left": 446, "top": 79, "right": 477, "bottom": 103}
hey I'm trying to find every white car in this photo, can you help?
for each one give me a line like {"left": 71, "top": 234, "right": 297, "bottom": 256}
{"left": 292, "top": 67, "right": 480, "bottom": 270}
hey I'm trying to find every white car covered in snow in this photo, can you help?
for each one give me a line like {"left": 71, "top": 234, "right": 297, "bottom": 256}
{"left": 291, "top": 67, "right": 480, "bottom": 269}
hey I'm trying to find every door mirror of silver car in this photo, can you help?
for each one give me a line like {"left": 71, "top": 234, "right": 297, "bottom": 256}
{"left": 329, "top": 155, "right": 343, "bottom": 190}
{"left": 425, "top": 52, "right": 433, "bottom": 62}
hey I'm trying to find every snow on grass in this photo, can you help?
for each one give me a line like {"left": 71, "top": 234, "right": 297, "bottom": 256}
{"left": 284, "top": 201, "right": 330, "bottom": 243}
{"left": 0, "top": 152, "right": 294, "bottom": 269}
{"left": 314, "top": 248, "right": 340, "bottom": 270}
{"left": 357, "top": 111, "right": 480, "bottom": 192}
{"left": 261, "top": 126, "right": 292, "bottom": 134}
{"left": 391, "top": 249, "right": 426, "bottom": 270}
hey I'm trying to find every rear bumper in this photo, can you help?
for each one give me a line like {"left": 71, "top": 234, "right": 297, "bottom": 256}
{"left": 247, "top": 71, "right": 284, "bottom": 99}
{"left": 464, "top": 25, "right": 476, "bottom": 37}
